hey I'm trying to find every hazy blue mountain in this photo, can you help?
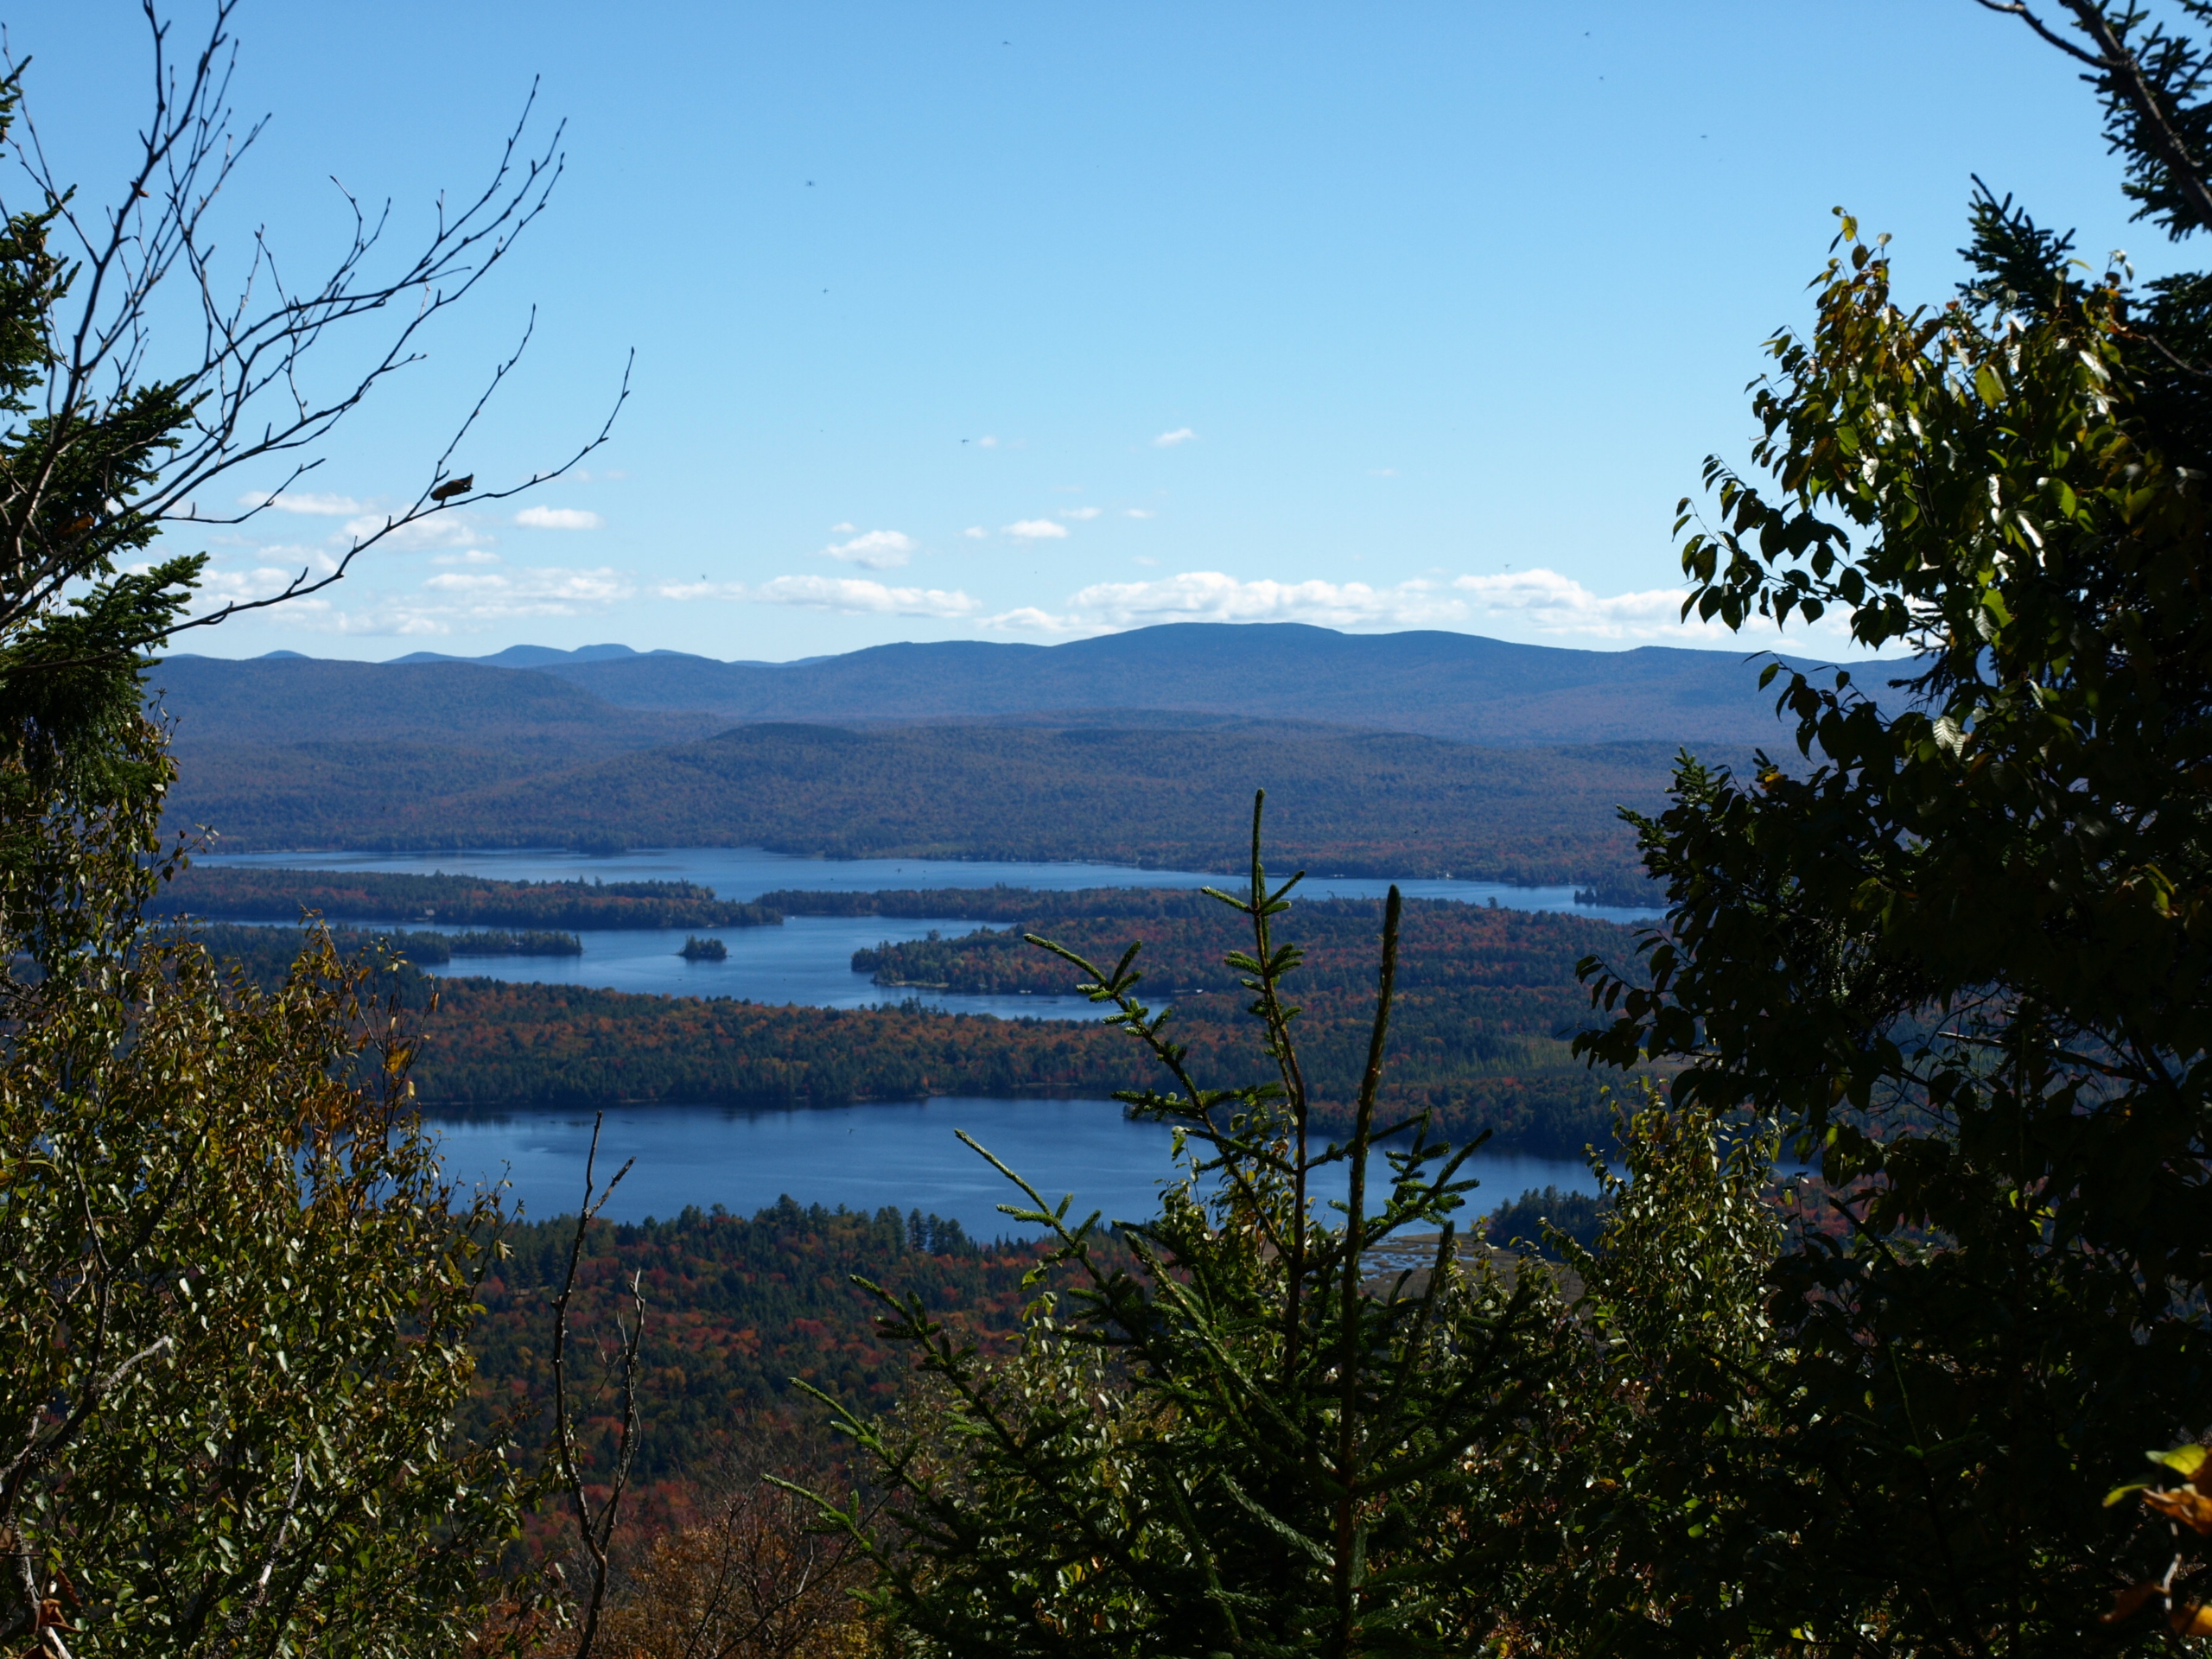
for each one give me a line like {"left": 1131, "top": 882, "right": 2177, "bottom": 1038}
{"left": 151, "top": 655, "right": 726, "bottom": 752}
{"left": 388, "top": 642, "right": 822, "bottom": 670}
{"left": 166, "top": 623, "right": 1897, "bottom": 747}
{"left": 439, "top": 623, "right": 1902, "bottom": 746}
{"left": 388, "top": 641, "right": 655, "bottom": 668}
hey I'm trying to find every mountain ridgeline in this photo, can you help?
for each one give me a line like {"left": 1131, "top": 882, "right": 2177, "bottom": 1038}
{"left": 373, "top": 623, "right": 1894, "bottom": 747}
{"left": 147, "top": 623, "right": 1871, "bottom": 891}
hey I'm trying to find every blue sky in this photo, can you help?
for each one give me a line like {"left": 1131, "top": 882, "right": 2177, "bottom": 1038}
{"left": 16, "top": 1, "right": 2188, "bottom": 661}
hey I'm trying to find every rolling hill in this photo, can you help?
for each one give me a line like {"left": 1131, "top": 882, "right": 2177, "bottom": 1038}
{"left": 161, "top": 717, "right": 1694, "bottom": 888}
{"left": 150, "top": 654, "right": 724, "bottom": 754}
{"left": 375, "top": 623, "right": 1897, "bottom": 747}
{"left": 151, "top": 624, "right": 1858, "bottom": 877}
{"left": 157, "top": 625, "right": 1892, "bottom": 755}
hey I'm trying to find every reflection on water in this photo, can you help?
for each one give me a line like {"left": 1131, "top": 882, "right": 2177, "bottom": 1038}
{"left": 427, "top": 1096, "right": 1603, "bottom": 1240}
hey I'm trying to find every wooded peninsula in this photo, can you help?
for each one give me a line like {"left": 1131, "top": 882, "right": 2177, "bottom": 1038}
{"left": 193, "top": 883, "right": 1630, "bottom": 1155}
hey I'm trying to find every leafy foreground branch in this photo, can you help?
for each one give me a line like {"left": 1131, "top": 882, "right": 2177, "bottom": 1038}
{"left": 0, "top": 753, "right": 536, "bottom": 1657}
{"left": 1561, "top": 3, "right": 2212, "bottom": 1649}
{"left": 0, "top": 9, "right": 615, "bottom": 1652}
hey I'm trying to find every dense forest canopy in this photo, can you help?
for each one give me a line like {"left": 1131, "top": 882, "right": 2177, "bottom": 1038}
{"left": 193, "top": 895, "right": 1628, "bottom": 1156}
{"left": 158, "top": 865, "right": 779, "bottom": 928}
{"left": 161, "top": 717, "right": 1692, "bottom": 893}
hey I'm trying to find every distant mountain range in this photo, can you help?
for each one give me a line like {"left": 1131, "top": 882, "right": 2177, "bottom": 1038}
{"left": 152, "top": 655, "right": 722, "bottom": 754}
{"left": 174, "top": 622, "right": 1897, "bottom": 749}
{"left": 161, "top": 716, "right": 1694, "bottom": 889}
{"left": 149, "top": 624, "right": 1885, "bottom": 874}
{"left": 385, "top": 642, "right": 829, "bottom": 671}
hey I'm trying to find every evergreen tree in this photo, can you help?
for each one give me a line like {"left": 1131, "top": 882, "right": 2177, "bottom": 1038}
{"left": 800, "top": 799, "right": 1579, "bottom": 1656}
{"left": 1571, "top": 2, "right": 2212, "bottom": 1648}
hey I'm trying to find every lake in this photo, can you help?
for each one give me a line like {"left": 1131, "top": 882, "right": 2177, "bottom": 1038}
{"left": 200, "top": 845, "right": 1659, "bottom": 1016}
{"left": 202, "top": 844, "right": 1662, "bottom": 924}
{"left": 428, "top": 1096, "right": 1604, "bottom": 1238}
{"left": 422, "top": 915, "right": 1090, "bottom": 1019}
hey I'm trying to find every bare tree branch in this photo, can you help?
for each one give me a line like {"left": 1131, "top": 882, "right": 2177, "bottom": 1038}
{"left": 1974, "top": 0, "right": 2112, "bottom": 67}
{"left": 2059, "top": 0, "right": 2212, "bottom": 233}
{"left": 0, "top": 0, "right": 624, "bottom": 661}
{"left": 550, "top": 1111, "right": 643, "bottom": 1659}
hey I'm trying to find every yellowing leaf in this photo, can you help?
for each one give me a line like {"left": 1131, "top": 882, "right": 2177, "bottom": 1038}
{"left": 2154, "top": 1444, "right": 2209, "bottom": 1479}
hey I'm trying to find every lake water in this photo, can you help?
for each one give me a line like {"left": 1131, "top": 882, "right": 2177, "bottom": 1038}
{"left": 407, "top": 915, "right": 1096, "bottom": 1020}
{"left": 202, "top": 844, "right": 1662, "bottom": 925}
{"left": 203, "top": 848, "right": 1628, "bottom": 1230}
{"left": 428, "top": 1096, "right": 1603, "bottom": 1238}
{"left": 200, "top": 845, "right": 1659, "bottom": 1016}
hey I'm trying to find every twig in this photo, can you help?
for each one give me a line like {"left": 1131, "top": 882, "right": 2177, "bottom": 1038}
{"left": 549, "top": 1111, "right": 640, "bottom": 1659}
{"left": 1978, "top": 0, "right": 2212, "bottom": 234}
{"left": 0, "top": 3, "right": 627, "bottom": 664}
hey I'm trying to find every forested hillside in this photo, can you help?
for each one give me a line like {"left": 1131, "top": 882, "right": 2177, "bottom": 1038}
{"left": 464, "top": 1192, "right": 1592, "bottom": 1496}
{"left": 190, "top": 889, "right": 1627, "bottom": 1154}
{"left": 164, "top": 718, "right": 1695, "bottom": 890}
{"left": 468, "top": 1203, "right": 1047, "bottom": 1484}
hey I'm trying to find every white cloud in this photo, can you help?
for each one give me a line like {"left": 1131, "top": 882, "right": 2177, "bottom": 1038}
{"left": 1134, "top": 556, "right": 1159, "bottom": 567}
{"left": 830, "top": 521, "right": 857, "bottom": 532}
{"left": 1124, "top": 508, "right": 1156, "bottom": 519}
{"left": 418, "top": 565, "right": 632, "bottom": 607}
{"left": 191, "top": 563, "right": 309, "bottom": 607}
{"left": 1003, "top": 518, "right": 1070, "bottom": 540}
{"left": 1001, "top": 571, "right": 1465, "bottom": 634}
{"left": 976, "top": 435, "right": 999, "bottom": 449}
{"left": 976, "top": 605, "right": 1070, "bottom": 633}
{"left": 224, "top": 541, "right": 342, "bottom": 576}
{"left": 975, "top": 565, "right": 1790, "bottom": 643}
{"left": 663, "top": 574, "right": 978, "bottom": 619}
{"left": 513, "top": 505, "right": 605, "bottom": 530}
{"left": 962, "top": 526, "right": 988, "bottom": 539}
{"left": 1447, "top": 570, "right": 1714, "bottom": 639}
{"left": 222, "top": 561, "right": 635, "bottom": 638}
{"left": 815, "top": 529, "right": 917, "bottom": 569}
{"left": 342, "top": 512, "right": 484, "bottom": 550}
{"left": 239, "top": 489, "right": 365, "bottom": 516}
{"left": 1059, "top": 506, "right": 1103, "bottom": 520}
{"left": 1369, "top": 467, "right": 1399, "bottom": 478}
{"left": 1153, "top": 428, "right": 1198, "bottom": 448}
